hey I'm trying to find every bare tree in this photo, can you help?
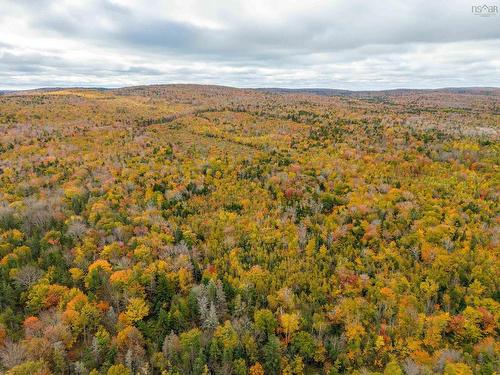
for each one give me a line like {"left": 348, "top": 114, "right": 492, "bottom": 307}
{"left": 22, "top": 198, "right": 53, "bottom": 234}
{"left": 13, "top": 265, "right": 44, "bottom": 289}
{"left": 162, "top": 331, "right": 180, "bottom": 362}
{"left": 402, "top": 358, "right": 423, "bottom": 375}
{"left": 203, "top": 303, "right": 218, "bottom": 331}
{"left": 0, "top": 340, "right": 25, "bottom": 369}
{"left": 0, "top": 203, "right": 16, "bottom": 229}
{"left": 67, "top": 221, "right": 88, "bottom": 240}
{"left": 434, "top": 349, "right": 462, "bottom": 373}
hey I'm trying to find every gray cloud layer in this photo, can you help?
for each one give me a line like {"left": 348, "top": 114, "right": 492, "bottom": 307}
{"left": 1, "top": 0, "right": 499, "bottom": 89}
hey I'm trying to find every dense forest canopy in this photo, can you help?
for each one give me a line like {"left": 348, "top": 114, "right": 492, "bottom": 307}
{"left": 0, "top": 85, "right": 498, "bottom": 374}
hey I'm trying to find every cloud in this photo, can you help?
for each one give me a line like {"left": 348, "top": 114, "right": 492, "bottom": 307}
{"left": 1, "top": 0, "right": 499, "bottom": 89}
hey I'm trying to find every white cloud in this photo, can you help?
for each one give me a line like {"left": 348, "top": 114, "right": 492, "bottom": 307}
{"left": 1, "top": 0, "right": 499, "bottom": 89}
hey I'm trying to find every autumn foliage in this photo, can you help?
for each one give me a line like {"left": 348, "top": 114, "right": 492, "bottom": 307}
{"left": 0, "top": 85, "right": 498, "bottom": 374}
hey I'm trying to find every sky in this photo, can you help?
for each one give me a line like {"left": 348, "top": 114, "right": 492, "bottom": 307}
{"left": 1, "top": 0, "right": 499, "bottom": 90}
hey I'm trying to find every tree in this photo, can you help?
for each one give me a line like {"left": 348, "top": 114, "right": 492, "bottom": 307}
{"left": 179, "top": 328, "right": 203, "bottom": 374}
{"left": 5, "top": 360, "right": 51, "bottom": 375}
{"left": 233, "top": 358, "right": 248, "bottom": 375}
{"left": 254, "top": 309, "right": 277, "bottom": 339}
{"left": 443, "top": 363, "right": 473, "bottom": 375}
{"left": 249, "top": 362, "right": 264, "bottom": 375}
{"left": 202, "top": 303, "right": 218, "bottom": 331}
{"left": 116, "top": 326, "right": 146, "bottom": 371}
{"left": 0, "top": 341, "right": 25, "bottom": 369}
{"left": 383, "top": 360, "right": 403, "bottom": 375}
{"left": 107, "top": 364, "right": 132, "bottom": 375}
{"left": 162, "top": 331, "right": 180, "bottom": 364}
{"left": 262, "top": 335, "right": 281, "bottom": 375}
{"left": 280, "top": 313, "right": 300, "bottom": 344}
{"left": 290, "top": 331, "right": 316, "bottom": 362}
{"left": 12, "top": 266, "right": 43, "bottom": 290}
{"left": 123, "top": 298, "right": 150, "bottom": 325}
{"left": 211, "top": 320, "right": 239, "bottom": 371}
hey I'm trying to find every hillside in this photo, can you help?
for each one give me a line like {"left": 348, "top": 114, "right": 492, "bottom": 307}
{"left": 0, "top": 85, "right": 498, "bottom": 375}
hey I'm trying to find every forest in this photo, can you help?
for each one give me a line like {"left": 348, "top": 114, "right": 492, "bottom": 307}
{"left": 0, "top": 85, "right": 498, "bottom": 374}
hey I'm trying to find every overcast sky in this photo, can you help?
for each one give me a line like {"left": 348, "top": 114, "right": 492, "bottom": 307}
{"left": 1, "top": 0, "right": 499, "bottom": 90}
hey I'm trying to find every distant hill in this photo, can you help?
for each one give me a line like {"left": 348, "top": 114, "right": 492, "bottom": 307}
{"left": 3, "top": 84, "right": 499, "bottom": 98}
{"left": 256, "top": 87, "right": 500, "bottom": 97}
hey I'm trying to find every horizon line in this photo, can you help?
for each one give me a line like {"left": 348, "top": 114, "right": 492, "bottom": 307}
{"left": 2, "top": 83, "right": 500, "bottom": 94}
